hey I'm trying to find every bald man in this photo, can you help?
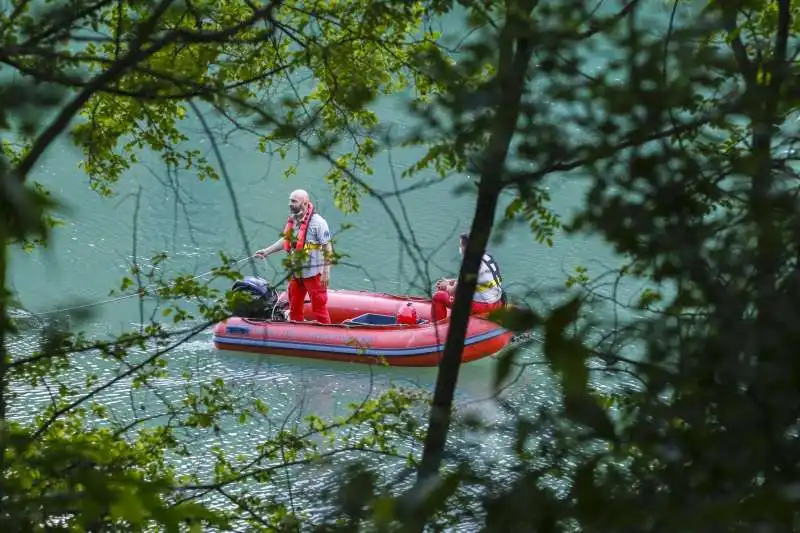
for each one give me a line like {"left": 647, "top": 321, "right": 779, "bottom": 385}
{"left": 255, "top": 189, "right": 333, "bottom": 323}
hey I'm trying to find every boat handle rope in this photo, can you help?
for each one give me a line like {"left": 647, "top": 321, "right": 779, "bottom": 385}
{"left": 16, "top": 254, "right": 259, "bottom": 318}
{"left": 14, "top": 255, "right": 403, "bottom": 319}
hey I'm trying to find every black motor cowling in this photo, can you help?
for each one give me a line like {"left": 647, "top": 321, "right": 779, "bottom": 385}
{"left": 229, "top": 276, "right": 285, "bottom": 320}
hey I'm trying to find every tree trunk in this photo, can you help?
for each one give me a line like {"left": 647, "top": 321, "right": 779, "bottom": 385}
{"left": 0, "top": 238, "right": 7, "bottom": 524}
{"left": 748, "top": 2, "right": 791, "bottom": 531}
{"left": 409, "top": 0, "right": 538, "bottom": 526}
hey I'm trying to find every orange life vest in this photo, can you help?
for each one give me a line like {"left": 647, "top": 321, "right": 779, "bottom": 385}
{"left": 282, "top": 202, "right": 315, "bottom": 253}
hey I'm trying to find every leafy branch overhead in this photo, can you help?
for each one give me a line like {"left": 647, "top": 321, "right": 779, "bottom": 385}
{"left": 0, "top": 0, "right": 452, "bottom": 209}
{"left": 386, "top": 0, "right": 800, "bottom": 530}
{"left": 0, "top": 1, "right": 455, "bottom": 530}
{"left": 477, "top": 1, "right": 800, "bottom": 531}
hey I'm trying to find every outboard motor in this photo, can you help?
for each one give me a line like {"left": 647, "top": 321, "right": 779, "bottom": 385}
{"left": 229, "top": 276, "right": 283, "bottom": 320}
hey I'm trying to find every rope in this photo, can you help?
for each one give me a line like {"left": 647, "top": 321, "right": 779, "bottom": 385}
{"left": 19, "top": 254, "right": 259, "bottom": 318}
{"left": 509, "top": 330, "right": 542, "bottom": 345}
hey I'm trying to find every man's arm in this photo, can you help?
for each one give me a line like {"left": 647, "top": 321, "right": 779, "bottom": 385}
{"left": 316, "top": 217, "right": 334, "bottom": 272}
{"left": 323, "top": 241, "right": 334, "bottom": 271}
{"left": 255, "top": 238, "right": 284, "bottom": 257}
{"left": 317, "top": 219, "right": 334, "bottom": 286}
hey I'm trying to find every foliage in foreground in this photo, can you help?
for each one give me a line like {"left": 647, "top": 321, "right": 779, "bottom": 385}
{"left": 302, "top": 0, "right": 800, "bottom": 531}
{"left": 0, "top": 0, "right": 448, "bottom": 530}
{"left": 4, "top": 0, "right": 800, "bottom": 531}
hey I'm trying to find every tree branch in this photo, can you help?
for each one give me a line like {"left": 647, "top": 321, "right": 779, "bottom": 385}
{"left": 30, "top": 319, "right": 215, "bottom": 441}
{"left": 11, "top": 0, "right": 282, "bottom": 183}
{"left": 505, "top": 97, "right": 747, "bottom": 189}
{"left": 12, "top": 0, "right": 178, "bottom": 183}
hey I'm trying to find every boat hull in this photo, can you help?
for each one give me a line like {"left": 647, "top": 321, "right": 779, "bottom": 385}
{"left": 294, "top": 289, "right": 439, "bottom": 323}
{"left": 212, "top": 289, "right": 512, "bottom": 366}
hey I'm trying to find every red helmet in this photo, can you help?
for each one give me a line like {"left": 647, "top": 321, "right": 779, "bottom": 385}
{"left": 396, "top": 302, "right": 418, "bottom": 325}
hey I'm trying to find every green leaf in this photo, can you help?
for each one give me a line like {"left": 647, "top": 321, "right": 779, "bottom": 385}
{"left": 514, "top": 417, "right": 536, "bottom": 457}
{"left": 548, "top": 337, "right": 590, "bottom": 397}
{"left": 493, "top": 344, "right": 523, "bottom": 391}
{"left": 373, "top": 496, "right": 396, "bottom": 525}
{"left": 542, "top": 297, "right": 591, "bottom": 397}
{"left": 109, "top": 490, "right": 148, "bottom": 526}
{"left": 488, "top": 305, "right": 540, "bottom": 332}
{"left": 545, "top": 296, "right": 581, "bottom": 338}
{"left": 564, "top": 393, "right": 617, "bottom": 442}
{"left": 571, "top": 456, "right": 604, "bottom": 513}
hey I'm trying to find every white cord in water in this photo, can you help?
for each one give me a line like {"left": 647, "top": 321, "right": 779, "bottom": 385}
{"left": 20, "top": 254, "right": 259, "bottom": 317}
{"left": 18, "top": 253, "right": 412, "bottom": 319}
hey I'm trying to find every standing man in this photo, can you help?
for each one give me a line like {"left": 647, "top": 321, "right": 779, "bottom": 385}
{"left": 431, "top": 232, "right": 506, "bottom": 321}
{"left": 255, "top": 189, "right": 333, "bottom": 323}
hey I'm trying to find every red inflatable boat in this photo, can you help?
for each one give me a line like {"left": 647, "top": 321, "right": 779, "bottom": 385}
{"left": 212, "top": 283, "right": 512, "bottom": 367}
